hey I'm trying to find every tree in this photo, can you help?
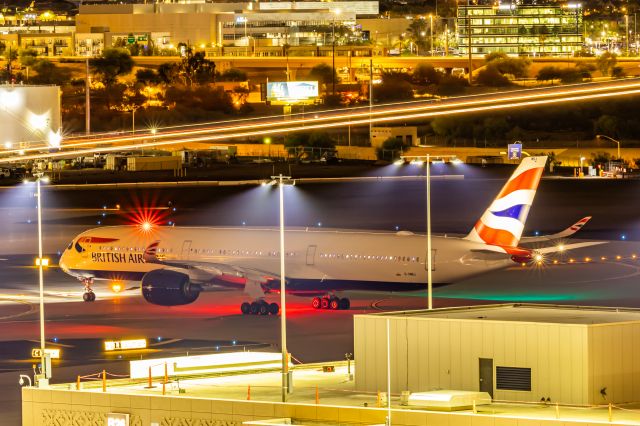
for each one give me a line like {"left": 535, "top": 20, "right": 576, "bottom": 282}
{"left": 30, "top": 59, "right": 71, "bottom": 85}
{"left": 90, "top": 48, "right": 134, "bottom": 86}
{"left": 376, "top": 136, "right": 406, "bottom": 160}
{"left": 611, "top": 66, "right": 625, "bottom": 78}
{"left": 218, "top": 68, "right": 247, "bottom": 82}
{"left": 179, "top": 49, "right": 215, "bottom": 85}
{"left": 406, "top": 19, "right": 429, "bottom": 54}
{"left": 19, "top": 48, "right": 39, "bottom": 67}
{"left": 536, "top": 66, "right": 563, "bottom": 83}
{"left": 594, "top": 114, "right": 622, "bottom": 138}
{"left": 158, "top": 62, "right": 179, "bottom": 84}
{"left": 374, "top": 72, "right": 414, "bottom": 101}
{"left": 135, "top": 68, "right": 161, "bottom": 85}
{"left": 309, "top": 63, "right": 336, "bottom": 86}
{"left": 412, "top": 63, "right": 443, "bottom": 85}
{"left": 596, "top": 52, "right": 617, "bottom": 77}
{"left": 475, "top": 64, "right": 510, "bottom": 87}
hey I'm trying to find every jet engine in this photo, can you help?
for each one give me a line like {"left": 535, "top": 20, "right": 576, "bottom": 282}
{"left": 141, "top": 269, "right": 200, "bottom": 306}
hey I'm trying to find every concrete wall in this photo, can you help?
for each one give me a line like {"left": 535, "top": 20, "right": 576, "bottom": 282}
{"left": 354, "top": 316, "right": 591, "bottom": 404}
{"left": 588, "top": 322, "right": 640, "bottom": 404}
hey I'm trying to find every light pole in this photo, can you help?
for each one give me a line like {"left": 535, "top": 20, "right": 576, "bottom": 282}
{"left": 579, "top": 156, "right": 586, "bottom": 177}
{"left": 399, "top": 155, "right": 455, "bottom": 309}
{"left": 272, "top": 173, "right": 292, "bottom": 402}
{"left": 331, "top": 9, "right": 341, "bottom": 95}
{"left": 429, "top": 14, "right": 434, "bottom": 56}
{"left": 596, "top": 134, "right": 621, "bottom": 160}
{"left": 131, "top": 106, "right": 138, "bottom": 134}
{"left": 30, "top": 173, "right": 50, "bottom": 385}
{"left": 426, "top": 154, "right": 432, "bottom": 309}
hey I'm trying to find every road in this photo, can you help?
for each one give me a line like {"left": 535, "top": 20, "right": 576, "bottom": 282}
{"left": 2, "top": 169, "right": 640, "bottom": 424}
{"left": 4, "top": 78, "right": 640, "bottom": 164}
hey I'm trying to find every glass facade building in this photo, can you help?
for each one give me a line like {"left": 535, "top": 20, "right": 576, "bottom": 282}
{"left": 457, "top": 3, "right": 583, "bottom": 56}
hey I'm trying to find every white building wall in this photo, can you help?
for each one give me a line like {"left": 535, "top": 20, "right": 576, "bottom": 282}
{"left": 588, "top": 322, "right": 640, "bottom": 404}
{"left": 354, "top": 315, "right": 590, "bottom": 405}
{"left": 0, "top": 85, "right": 61, "bottom": 148}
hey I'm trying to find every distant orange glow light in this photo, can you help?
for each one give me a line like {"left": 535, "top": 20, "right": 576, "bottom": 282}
{"left": 111, "top": 282, "right": 123, "bottom": 293}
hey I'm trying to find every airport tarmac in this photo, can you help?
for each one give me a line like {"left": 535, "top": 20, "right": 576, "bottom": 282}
{"left": 4, "top": 171, "right": 640, "bottom": 424}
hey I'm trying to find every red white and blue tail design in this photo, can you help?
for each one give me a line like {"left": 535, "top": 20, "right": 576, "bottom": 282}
{"left": 465, "top": 156, "right": 547, "bottom": 249}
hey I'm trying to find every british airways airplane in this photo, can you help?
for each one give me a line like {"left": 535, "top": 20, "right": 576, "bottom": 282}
{"left": 59, "top": 156, "right": 598, "bottom": 314}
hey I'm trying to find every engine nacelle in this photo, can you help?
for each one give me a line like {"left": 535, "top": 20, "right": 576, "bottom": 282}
{"left": 141, "top": 269, "right": 200, "bottom": 306}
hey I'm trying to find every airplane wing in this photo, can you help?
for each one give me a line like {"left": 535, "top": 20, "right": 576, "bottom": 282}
{"left": 535, "top": 240, "right": 608, "bottom": 254}
{"left": 521, "top": 216, "right": 592, "bottom": 244}
{"left": 143, "top": 241, "right": 330, "bottom": 299}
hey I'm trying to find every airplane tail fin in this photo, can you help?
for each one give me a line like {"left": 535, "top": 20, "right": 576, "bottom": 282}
{"left": 465, "top": 156, "right": 547, "bottom": 248}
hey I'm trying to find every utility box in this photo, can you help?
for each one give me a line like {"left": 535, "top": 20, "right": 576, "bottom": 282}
{"left": 354, "top": 304, "right": 640, "bottom": 405}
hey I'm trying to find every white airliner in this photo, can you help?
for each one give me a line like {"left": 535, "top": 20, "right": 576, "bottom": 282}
{"left": 59, "top": 156, "right": 600, "bottom": 314}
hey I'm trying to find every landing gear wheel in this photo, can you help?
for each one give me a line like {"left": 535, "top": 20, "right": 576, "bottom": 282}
{"left": 312, "top": 297, "right": 322, "bottom": 309}
{"left": 83, "top": 291, "right": 95, "bottom": 302}
{"left": 339, "top": 298, "right": 350, "bottom": 310}
{"left": 250, "top": 302, "right": 260, "bottom": 315}
{"left": 259, "top": 302, "right": 269, "bottom": 316}
{"left": 269, "top": 303, "right": 279, "bottom": 315}
{"left": 321, "top": 297, "right": 330, "bottom": 309}
{"left": 241, "top": 302, "right": 251, "bottom": 315}
{"left": 329, "top": 298, "right": 340, "bottom": 310}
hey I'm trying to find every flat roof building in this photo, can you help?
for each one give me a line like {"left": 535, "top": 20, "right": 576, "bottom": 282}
{"left": 457, "top": 3, "right": 583, "bottom": 56}
{"left": 354, "top": 304, "right": 640, "bottom": 405}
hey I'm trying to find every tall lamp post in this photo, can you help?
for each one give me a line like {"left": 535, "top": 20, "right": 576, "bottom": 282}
{"left": 429, "top": 14, "right": 434, "bottom": 56}
{"left": 399, "top": 155, "right": 455, "bottom": 309}
{"left": 596, "top": 134, "right": 621, "bottom": 160}
{"left": 331, "top": 9, "right": 341, "bottom": 95}
{"left": 272, "top": 174, "right": 293, "bottom": 402}
{"left": 30, "top": 173, "right": 50, "bottom": 385}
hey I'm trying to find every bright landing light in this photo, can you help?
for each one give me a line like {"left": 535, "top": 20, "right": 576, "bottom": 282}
{"left": 141, "top": 222, "right": 153, "bottom": 232}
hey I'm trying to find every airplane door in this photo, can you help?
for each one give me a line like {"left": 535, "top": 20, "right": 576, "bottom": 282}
{"left": 425, "top": 249, "right": 436, "bottom": 271}
{"left": 181, "top": 240, "right": 192, "bottom": 260}
{"left": 306, "top": 245, "right": 317, "bottom": 266}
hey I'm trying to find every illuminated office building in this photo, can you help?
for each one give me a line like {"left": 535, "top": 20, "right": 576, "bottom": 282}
{"left": 457, "top": 3, "right": 583, "bottom": 56}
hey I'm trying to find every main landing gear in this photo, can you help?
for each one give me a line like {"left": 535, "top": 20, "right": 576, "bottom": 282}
{"left": 82, "top": 278, "right": 96, "bottom": 302}
{"left": 240, "top": 300, "right": 279, "bottom": 315}
{"left": 312, "top": 296, "right": 350, "bottom": 310}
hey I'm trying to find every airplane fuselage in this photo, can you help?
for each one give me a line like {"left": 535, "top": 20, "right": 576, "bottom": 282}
{"left": 60, "top": 226, "right": 512, "bottom": 292}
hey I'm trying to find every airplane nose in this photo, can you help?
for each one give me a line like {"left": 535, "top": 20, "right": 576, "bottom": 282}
{"left": 59, "top": 252, "right": 69, "bottom": 274}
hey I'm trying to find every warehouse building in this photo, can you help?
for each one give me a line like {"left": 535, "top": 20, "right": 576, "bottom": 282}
{"left": 354, "top": 304, "right": 640, "bottom": 405}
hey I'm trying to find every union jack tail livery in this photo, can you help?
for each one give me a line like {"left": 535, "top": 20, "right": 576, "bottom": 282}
{"left": 465, "top": 156, "right": 548, "bottom": 249}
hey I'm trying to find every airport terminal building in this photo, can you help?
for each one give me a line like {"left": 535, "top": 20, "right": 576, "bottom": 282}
{"left": 354, "top": 304, "right": 640, "bottom": 405}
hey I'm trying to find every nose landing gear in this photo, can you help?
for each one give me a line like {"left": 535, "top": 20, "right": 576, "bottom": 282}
{"left": 81, "top": 278, "right": 95, "bottom": 302}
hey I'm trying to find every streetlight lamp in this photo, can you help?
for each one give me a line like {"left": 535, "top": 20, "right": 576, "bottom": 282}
{"left": 331, "top": 8, "right": 342, "bottom": 95}
{"left": 429, "top": 14, "right": 434, "bottom": 56}
{"left": 271, "top": 174, "right": 294, "bottom": 401}
{"left": 596, "top": 134, "right": 622, "bottom": 160}
{"left": 27, "top": 173, "right": 50, "bottom": 386}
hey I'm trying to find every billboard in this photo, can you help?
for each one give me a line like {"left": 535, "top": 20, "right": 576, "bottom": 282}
{"left": 266, "top": 81, "right": 319, "bottom": 105}
{"left": 0, "top": 85, "right": 62, "bottom": 149}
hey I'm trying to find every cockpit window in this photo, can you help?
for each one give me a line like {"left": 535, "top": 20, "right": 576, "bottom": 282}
{"left": 67, "top": 240, "right": 73, "bottom": 250}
